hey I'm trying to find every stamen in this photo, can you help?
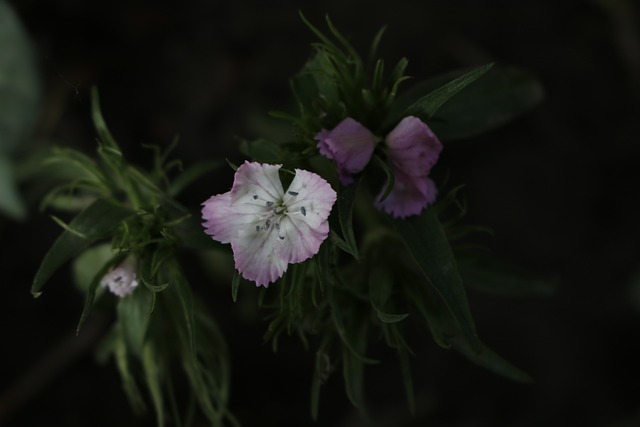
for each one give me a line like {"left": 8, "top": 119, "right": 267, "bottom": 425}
{"left": 300, "top": 206, "right": 307, "bottom": 216}
{"left": 279, "top": 235, "right": 285, "bottom": 240}
{"left": 266, "top": 201, "right": 274, "bottom": 207}
{"left": 288, "top": 191, "right": 299, "bottom": 196}
{"left": 253, "top": 195, "right": 259, "bottom": 200}
{"left": 255, "top": 225, "right": 261, "bottom": 232}
{"left": 265, "top": 219, "right": 271, "bottom": 229}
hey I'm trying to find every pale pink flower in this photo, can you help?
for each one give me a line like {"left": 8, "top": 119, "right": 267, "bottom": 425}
{"left": 315, "top": 117, "right": 379, "bottom": 185}
{"left": 377, "top": 116, "right": 443, "bottom": 218}
{"left": 202, "top": 161, "right": 337, "bottom": 287}
{"left": 101, "top": 261, "right": 139, "bottom": 297}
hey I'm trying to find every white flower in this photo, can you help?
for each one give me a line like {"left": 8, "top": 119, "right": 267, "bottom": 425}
{"left": 202, "top": 161, "right": 337, "bottom": 287}
{"left": 100, "top": 262, "right": 139, "bottom": 297}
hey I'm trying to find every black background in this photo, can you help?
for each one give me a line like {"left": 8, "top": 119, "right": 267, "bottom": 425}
{"left": 2, "top": 1, "right": 640, "bottom": 426}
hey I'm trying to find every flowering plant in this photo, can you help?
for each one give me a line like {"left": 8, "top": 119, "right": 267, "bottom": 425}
{"left": 22, "top": 12, "right": 546, "bottom": 427}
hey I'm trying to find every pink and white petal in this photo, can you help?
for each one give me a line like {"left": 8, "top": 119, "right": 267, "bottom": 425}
{"left": 283, "top": 169, "right": 337, "bottom": 229}
{"left": 376, "top": 172, "right": 438, "bottom": 219}
{"left": 386, "top": 116, "right": 442, "bottom": 177}
{"left": 315, "top": 117, "right": 378, "bottom": 184}
{"left": 231, "top": 227, "right": 289, "bottom": 287}
{"left": 202, "top": 192, "right": 241, "bottom": 243}
{"left": 230, "top": 161, "right": 284, "bottom": 204}
{"left": 315, "top": 129, "right": 334, "bottom": 160}
{"left": 280, "top": 216, "right": 330, "bottom": 264}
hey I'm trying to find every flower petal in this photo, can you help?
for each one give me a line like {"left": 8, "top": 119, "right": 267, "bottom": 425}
{"left": 231, "top": 225, "right": 290, "bottom": 287}
{"left": 202, "top": 162, "right": 337, "bottom": 287}
{"left": 385, "top": 116, "right": 442, "bottom": 177}
{"left": 315, "top": 117, "right": 378, "bottom": 185}
{"left": 202, "top": 162, "right": 283, "bottom": 243}
{"left": 230, "top": 161, "right": 284, "bottom": 204}
{"left": 282, "top": 169, "right": 337, "bottom": 263}
{"left": 376, "top": 171, "right": 437, "bottom": 219}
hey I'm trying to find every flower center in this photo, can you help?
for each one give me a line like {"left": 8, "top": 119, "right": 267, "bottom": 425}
{"left": 251, "top": 191, "right": 307, "bottom": 240}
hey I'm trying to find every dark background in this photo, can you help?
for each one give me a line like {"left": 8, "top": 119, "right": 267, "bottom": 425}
{"left": 2, "top": 0, "right": 640, "bottom": 426}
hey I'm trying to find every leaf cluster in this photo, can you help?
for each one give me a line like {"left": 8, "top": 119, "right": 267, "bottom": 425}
{"left": 31, "top": 89, "right": 233, "bottom": 426}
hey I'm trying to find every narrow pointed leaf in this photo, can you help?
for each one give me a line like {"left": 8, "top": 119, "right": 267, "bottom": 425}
{"left": 337, "top": 182, "right": 360, "bottom": 260}
{"left": 388, "top": 63, "right": 493, "bottom": 127}
{"left": 117, "top": 287, "right": 153, "bottom": 357}
{"left": 32, "top": 199, "right": 134, "bottom": 297}
{"left": 392, "top": 208, "right": 481, "bottom": 352}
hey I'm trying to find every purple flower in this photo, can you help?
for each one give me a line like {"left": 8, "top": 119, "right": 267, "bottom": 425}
{"left": 376, "top": 116, "right": 443, "bottom": 218}
{"left": 315, "top": 117, "right": 379, "bottom": 185}
{"left": 202, "top": 161, "right": 337, "bottom": 287}
{"left": 101, "top": 260, "right": 139, "bottom": 297}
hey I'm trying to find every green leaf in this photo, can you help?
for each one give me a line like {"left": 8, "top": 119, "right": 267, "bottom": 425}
{"left": 457, "top": 252, "right": 557, "bottom": 297}
{"left": 238, "top": 139, "right": 283, "bottom": 164}
{"left": 231, "top": 270, "right": 240, "bottom": 302}
{"left": 91, "top": 87, "right": 121, "bottom": 153}
{"left": 430, "top": 65, "right": 544, "bottom": 139}
{"left": 369, "top": 264, "right": 409, "bottom": 323}
{"left": 32, "top": 199, "right": 135, "bottom": 297}
{"left": 397, "top": 349, "right": 415, "bottom": 414}
{"left": 337, "top": 182, "right": 360, "bottom": 260}
{"left": 310, "top": 348, "right": 331, "bottom": 421}
{"left": 0, "top": 153, "right": 26, "bottom": 219}
{"left": 73, "top": 245, "right": 126, "bottom": 334}
{"left": 0, "top": 0, "right": 40, "bottom": 156}
{"left": 113, "top": 332, "right": 147, "bottom": 414}
{"left": 117, "top": 287, "right": 154, "bottom": 357}
{"left": 169, "top": 159, "right": 221, "bottom": 197}
{"left": 388, "top": 63, "right": 493, "bottom": 127}
{"left": 142, "top": 342, "right": 165, "bottom": 427}
{"left": 392, "top": 208, "right": 481, "bottom": 352}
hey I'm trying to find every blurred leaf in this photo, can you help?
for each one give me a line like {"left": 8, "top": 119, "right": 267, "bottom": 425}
{"left": 91, "top": 87, "right": 121, "bottom": 153}
{"left": 417, "top": 273, "right": 532, "bottom": 383}
{"left": 72, "top": 244, "right": 114, "bottom": 293}
{"left": 392, "top": 209, "right": 480, "bottom": 352}
{"left": 73, "top": 244, "right": 127, "bottom": 335}
{"left": 32, "top": 199, "right": 135, "bottom": 297}
{"left": 142, "top": 342, "right": 165, "bottom": 427}
{"left": 393, "top": 65, "right": 544, "bottom": 140}
{"left": 431, "top": 65, "right": 544, "bottom": 139}
{"left": 0, "top": 0, "right": 40, "bottom": 156}
{"left": 169, "top": 159, "right": 221, "bottom": 197}
{"left": 397, "top": 349, "right": 415, "bottom": 414}
{"left": 388, "top": 63, "right": 493, "bottom": 128}
{"left": 0, "top": 153, "right": 26, "bottom": 219}
{"left": 337, "top": 182, "right": 360, "bottom": 260}
{"left": 457, "top": 252, "right": 557, "bottom": 297}
{"left": 114, "top": 332, "right": 147, "bottom": 414}
{"left": 239, "top": 139, "right": 283, "bottom": 164}
{"left": 369, "top": 264, "right": 409, "bottom": 323}
{"left": 342, "top": 321, "right": 367, "bottom": 409}
{"left": 117, "top": 288, "right": 153, "bottom": 357}
{"left": 310, "top": 349, "right": 331, "bottom": 421}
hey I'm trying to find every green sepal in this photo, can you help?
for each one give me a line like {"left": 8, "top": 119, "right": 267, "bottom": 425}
{"left": 32, "top": 199, "right": 135, "bottom": 297}
{"left": 392, "top": 208, "right": 481, "bottom": 352}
